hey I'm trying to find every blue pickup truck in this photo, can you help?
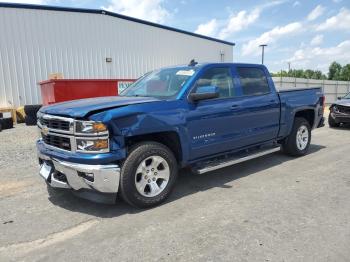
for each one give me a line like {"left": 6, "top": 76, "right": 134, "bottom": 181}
{"left": 37, "top": 63, "right": 325, "bottom": 207}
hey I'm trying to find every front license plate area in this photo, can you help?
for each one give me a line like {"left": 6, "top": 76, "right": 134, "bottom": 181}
{"left": 40, "top": 162, "right": 52, "bottom": 180}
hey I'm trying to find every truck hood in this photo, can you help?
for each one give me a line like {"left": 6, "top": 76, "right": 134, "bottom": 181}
{"left": 40, "top": 96, "right": 160, "bottom": 118}
{"left": 334, "top": 99, "right": 350, "bottom": 106}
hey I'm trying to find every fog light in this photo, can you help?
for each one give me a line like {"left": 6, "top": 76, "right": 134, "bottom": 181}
{"left": 78, "top": 172, "right": 94, "bottom": 182}
{"left": 85, "top": 173, "right": 94, "bottom": 182}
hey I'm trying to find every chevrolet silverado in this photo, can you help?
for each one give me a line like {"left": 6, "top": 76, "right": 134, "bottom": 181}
{"left": 36, "top": 63, "right": 325, "bottom": 208}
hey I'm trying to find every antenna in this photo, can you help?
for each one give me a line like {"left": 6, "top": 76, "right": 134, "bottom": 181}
{"left": 188, "top": 59, "right": 198, "bottom": 67}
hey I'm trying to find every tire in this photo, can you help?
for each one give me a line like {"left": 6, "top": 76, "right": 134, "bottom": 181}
{"left": 25, "top": 115, "right": 37, "bottom": 126}
{"left": 1, "top": 117, "right": 13, "bottom": 129}
{"left": 282, "top": 117, "right": 311, "bottom": 157}
{"left": 24, "top": 105, "right": 42, "bottom": 117}
{"left": 328, "top": 113, "right": 340, "bottom": 128}
{"left": 0, "top": 121, "right": 2, "bottom": 132}
{"left": 119, "top": 141, "right": 178, "bottom": 208}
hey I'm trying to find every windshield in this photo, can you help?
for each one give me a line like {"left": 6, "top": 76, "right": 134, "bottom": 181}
{"left": 343, "top": 92, "right": 350, "bottom": 99}
{"left": 120, "top": 67, "right": 197, "bottom": 99}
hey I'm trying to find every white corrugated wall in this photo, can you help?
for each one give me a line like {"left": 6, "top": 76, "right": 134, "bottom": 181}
{"left": 273, "top": 77, "right": 350, "bottom": 103}
{"left": 0, "top": 6, "right": 233, "bottom": 107}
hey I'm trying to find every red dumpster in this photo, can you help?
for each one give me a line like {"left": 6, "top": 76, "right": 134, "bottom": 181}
{"left": 39, "top": 79, "right": 135, "bottom": 105}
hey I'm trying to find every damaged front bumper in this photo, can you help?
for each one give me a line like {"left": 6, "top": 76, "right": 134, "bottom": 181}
{"left": 38, "top": 151, "right": 120, "bottom": 203}
{"left": 330, "top": 112, "right": 350, "bottom": 123}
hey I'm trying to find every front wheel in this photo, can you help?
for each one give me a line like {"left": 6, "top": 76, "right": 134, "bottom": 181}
{"left": 282, "top": 117, "right": 311, "bottom": 157}
{"left": 119, "top": 142, "right": 178, "bottom": 208}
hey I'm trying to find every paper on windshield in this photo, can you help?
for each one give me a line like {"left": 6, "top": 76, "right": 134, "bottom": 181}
{"left": 176, "top": 69, "right": 195, "bottom": 76}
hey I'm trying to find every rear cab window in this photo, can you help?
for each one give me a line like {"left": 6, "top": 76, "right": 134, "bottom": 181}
{"left": 237, "top": 67, "right": 270, "bottom": 96}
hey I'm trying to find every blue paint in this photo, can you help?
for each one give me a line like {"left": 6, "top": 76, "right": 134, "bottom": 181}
{"left": 38, "top": 63, "right": 324, "bottom": 167}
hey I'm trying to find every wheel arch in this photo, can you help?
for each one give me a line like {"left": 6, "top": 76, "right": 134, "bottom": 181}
{"left": 282, "top": 107, "right": 316, "bottom": 139}
{"left": 294, "top": 109, "right": 315, "bottom": 128}
{"left": 125, "top": 131, "right": 183, "bottom": 164}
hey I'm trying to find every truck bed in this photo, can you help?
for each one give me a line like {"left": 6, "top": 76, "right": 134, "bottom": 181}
{"left": 278, "top": 87, "right": 322, "bottom": 93}
{"left": 277, "top": 87, "right": 324, "bottom": 138}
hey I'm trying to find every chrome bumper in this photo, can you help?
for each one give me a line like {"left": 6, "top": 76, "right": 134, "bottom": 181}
{"left": 38, "top": 152, "right": 120, "bottom": 194}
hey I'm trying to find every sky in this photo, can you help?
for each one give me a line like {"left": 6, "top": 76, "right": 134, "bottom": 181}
{"left": 1, "top": 0, "right": 350, "bottom": 73}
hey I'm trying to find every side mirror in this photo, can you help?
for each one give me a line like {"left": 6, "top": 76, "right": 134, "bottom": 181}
{"left": 337, "top": 97, "right": 342, "bottom": 100}
{"left": 189, "top": 85, "right": 219, "bottom": 102}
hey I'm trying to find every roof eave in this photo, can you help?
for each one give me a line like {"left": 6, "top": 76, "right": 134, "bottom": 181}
{"left": 0, "top": 2, "right": 235, "bottom": 46}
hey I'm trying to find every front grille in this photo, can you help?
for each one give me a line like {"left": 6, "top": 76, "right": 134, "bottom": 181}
{"left": 337, "top": 105, "right": 350, "bottom": 114}
{"left": 39, "top": 117, "right": 70, "bottom": 131}
{"left": 42, "top": 134, "right": 71, "bottom": 151}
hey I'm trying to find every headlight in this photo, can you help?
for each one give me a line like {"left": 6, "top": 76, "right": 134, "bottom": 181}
{"left": 332, "top": 105, "right": 339, "bottom": 112}
{"left": 75, "top": 121, "right": 108, "bottom": 134}
{"left": 75, "top": 121, "right": 109, "bottom": 153}
{"left": 76, "top": 138, "right": 109, "bottom": 153}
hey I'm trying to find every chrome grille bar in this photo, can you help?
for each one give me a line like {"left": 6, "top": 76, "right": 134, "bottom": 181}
{"left": 38, "top": 114, "right": 74, "bottom": 135}
{"left": 37, "top": 113, "right": 109, "bottom": 153}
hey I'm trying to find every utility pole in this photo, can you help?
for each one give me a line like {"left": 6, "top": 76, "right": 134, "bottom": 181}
{"left": 259, "top": 44, "right": 267, "bottom": 64}
{"left": 288, "top": 62, "right": 291, "bottom": 72}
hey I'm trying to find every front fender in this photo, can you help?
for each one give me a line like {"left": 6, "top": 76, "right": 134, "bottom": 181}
{"left": 89, "top": 100, "right": 191, "bottom": 165}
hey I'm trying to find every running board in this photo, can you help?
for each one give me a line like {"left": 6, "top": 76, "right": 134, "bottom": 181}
{"left": 195, "top": 146, "right": 281, "bottom": 174}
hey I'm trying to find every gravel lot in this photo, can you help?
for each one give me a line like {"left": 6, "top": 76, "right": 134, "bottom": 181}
{"left": 0, "top": 121, "right": 349, "bottom": 262}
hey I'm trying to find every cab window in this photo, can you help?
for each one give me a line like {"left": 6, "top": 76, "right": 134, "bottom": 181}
{"left": 195, "top": 67, "right": 236, "bottom": 98}
{"left": 237, "top": 67, "right": 270, "bottom": 96}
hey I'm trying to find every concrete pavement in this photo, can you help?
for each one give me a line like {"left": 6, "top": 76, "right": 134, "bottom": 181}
{"left": 0, "top": 123, "right": 349, "bottom": 261}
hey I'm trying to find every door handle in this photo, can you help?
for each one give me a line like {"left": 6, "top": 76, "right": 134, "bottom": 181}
{"left": 231, "top": 104, "right": 239, "bottom": 109}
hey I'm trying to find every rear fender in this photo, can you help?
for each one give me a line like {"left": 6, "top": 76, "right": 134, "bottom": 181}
{"left": 286, "top": 107, "right": 316, "bottom": 136}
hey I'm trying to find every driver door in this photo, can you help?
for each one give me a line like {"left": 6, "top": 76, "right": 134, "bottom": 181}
{"left": 186, "top": 66, "right": 240, "bottom": 160}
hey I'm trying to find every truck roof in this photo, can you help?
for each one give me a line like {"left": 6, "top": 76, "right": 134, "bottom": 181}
{"left": 200, "top": 62, "right": 266, "bottom": 67}
{"left": 162, "top": 63, "right": 267, "bottom": 70}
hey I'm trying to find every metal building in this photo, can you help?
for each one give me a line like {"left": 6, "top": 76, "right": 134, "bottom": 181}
{"left": 0, "top": 3, "right": 234, "bottom": 107}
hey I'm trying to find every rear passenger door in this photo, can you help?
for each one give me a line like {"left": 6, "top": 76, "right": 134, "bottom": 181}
{"left": 233, "top": 66, "right": 280, "bottom": 146}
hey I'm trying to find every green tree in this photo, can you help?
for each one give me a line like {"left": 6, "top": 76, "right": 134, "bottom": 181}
{"left": 312, "top": 70, "right": 326, "bottom": 80}
{"left": 304, "top": 69, "right": 314, "bottom": 79}
{"left": 328, "top": 62, "right": 342, "bottom": 80}
{"left": 272, "top": 69, "right": 327, "bottom": 79}
{"left": 272, "top": 62, "right": 350, "bottom": 80}
{"left": 340, "top": 64, "right": 350, "bottom": 81}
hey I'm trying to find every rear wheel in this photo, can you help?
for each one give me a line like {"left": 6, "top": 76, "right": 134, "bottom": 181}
{"left": 282, "top": 117, "right": 311, "bottom": 156}
{"left": 119, "top": 142, "right": 178, "bottom": 208}
{"left": 328, "top": 113, "right": 340, "bottom": 128}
